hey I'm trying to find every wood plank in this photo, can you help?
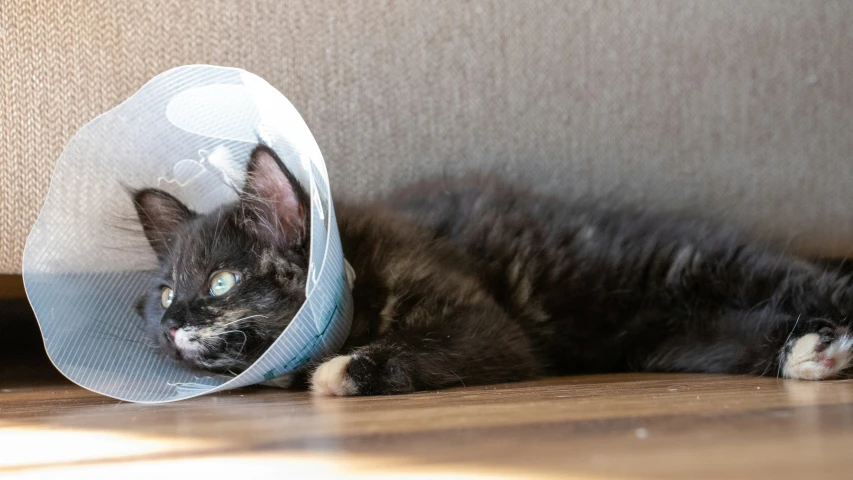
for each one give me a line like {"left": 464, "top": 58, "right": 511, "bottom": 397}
{"left": 2, "top": 298, "right": 852, "bottom": 478}
{"left": 1, "top": 374, "right": 852, "bottom": 478}
{"left": 0, "top": 275, "right": 25, "bottom": 299}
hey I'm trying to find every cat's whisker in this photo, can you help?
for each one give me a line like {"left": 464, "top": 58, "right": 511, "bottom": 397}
{"left": 226, "top": 331, "right": 250, "bottom": 357}
{"left": 211, "top": 209, "right": 226, "bottom": 252}
{"left": 219, "top": 314, "right": 268, "bottom": 328}
{"left": 217, "top": 329, "right": 248, "bottom": 342}
{"left": 778, "top": 314, "right": 802, "bottom": 378}
{"left": 205, "top": 329, "right": 249, "bottom": 357}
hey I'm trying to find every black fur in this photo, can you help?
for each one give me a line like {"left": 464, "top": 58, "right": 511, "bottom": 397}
{"left": 132, "top": 145, "right": 853, "bottom": 394}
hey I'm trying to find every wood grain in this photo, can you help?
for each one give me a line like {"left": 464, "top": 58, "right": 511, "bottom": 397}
{"left": 0, "top": 275, "right": 24, "bottom": 298}
{"left": 2, "top": 298, "right": 853, "bottom": 478}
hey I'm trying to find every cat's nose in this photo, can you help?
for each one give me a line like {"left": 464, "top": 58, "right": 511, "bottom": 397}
{"left": 162, "top": 317, "right": 184, "bottom": 338}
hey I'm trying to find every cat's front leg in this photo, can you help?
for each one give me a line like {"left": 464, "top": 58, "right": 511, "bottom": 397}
{"left": 310, "top": 306, "right": 540, "bottom": 396}
{"left": 310, "top": 346, "right": 417, "bottom": 396}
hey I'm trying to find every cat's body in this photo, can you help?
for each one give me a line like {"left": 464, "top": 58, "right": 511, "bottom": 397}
{"left": 132, "top": 146, "right": 853, "bottom": 396}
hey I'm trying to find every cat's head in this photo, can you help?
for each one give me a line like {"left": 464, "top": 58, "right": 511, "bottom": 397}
{"left": 132, "top": 145, "right": 310, "bottom": 373}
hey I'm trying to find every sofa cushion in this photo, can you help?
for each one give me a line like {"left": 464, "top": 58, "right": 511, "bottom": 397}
{"left": 2, "top": 1, "right": 853, "bottom": 273}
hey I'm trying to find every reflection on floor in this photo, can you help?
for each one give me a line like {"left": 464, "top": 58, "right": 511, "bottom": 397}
{"left": 2, "top": 297, "right": 853, "bottom": 479}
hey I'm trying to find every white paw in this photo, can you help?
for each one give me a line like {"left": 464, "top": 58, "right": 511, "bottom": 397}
{"left": 311, "top": 355, "right": 358, "bottom": 396}
{"left": 782, "top": 330, "right": 853, "bottom": 380}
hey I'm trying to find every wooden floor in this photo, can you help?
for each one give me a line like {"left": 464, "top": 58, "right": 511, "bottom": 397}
{"left": 2, "top": 296, "right": 853, "bottom": 478}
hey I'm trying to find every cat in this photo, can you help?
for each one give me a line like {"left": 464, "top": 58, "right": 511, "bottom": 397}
{"left": 132, "top": 144, "right": 853, "bottom": 396}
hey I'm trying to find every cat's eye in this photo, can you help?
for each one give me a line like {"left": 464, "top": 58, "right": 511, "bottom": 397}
{"left": 160, "top": 287, "right": 174, "bottom": 308}
{"left": 209, "top": 271, "right": 240, "bottom": 296}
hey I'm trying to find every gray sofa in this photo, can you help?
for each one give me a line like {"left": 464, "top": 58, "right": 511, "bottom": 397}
{"left": 3, "top": 0, "right": 853, "bottom": 274}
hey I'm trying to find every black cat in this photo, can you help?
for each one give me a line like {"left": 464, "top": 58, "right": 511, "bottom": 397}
{"left": 132, "top": 145, "right": 853, "bottom": 396}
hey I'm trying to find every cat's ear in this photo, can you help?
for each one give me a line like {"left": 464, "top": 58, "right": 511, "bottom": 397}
{"left": 132, "top": 188, "right": 194, "bottom": 261}
{"left": 241, "top": 145, "right": 309, "bottom": 247}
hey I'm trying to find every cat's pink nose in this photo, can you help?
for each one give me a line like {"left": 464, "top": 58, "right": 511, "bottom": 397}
{"left": 169, "top": 327, "right": 178, "bottom": 338}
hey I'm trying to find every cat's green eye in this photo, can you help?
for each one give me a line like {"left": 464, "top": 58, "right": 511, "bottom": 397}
{"left": 160, "top": 287, "right": 174, "bottom": 308}
{"left": 209, "top": 271, "right": 240, "bottom": 297}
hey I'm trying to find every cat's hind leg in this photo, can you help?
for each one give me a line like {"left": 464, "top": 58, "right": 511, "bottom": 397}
{"left": 639, "top": 309, "right": 853, "bottom": 380}
{"left": 781, "top": 323, "right": 853, "bottom": 380}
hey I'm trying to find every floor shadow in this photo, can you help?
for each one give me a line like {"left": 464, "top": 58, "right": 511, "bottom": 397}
{"left": 0, "top": 298, "right": 68, "bottom": 386}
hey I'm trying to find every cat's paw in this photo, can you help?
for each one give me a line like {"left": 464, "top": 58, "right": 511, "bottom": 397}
{"left": 782, "top": 326, "right": 853, "bottom": 380}
{"left": 310, "top": 350, "right": 415, "bottom": 396}
{"left": 311, "top": 355, "right": 358, "bottom": 396}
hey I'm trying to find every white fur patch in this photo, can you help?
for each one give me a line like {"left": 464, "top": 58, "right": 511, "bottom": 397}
{"left": 783, "top": 331, "right": 853, "bottom": 380}
{"left": 311, "top": 355, "right": 357, "bottom": 396}
{"left": 207, "top": 145, "right": 245, "bottom": 189}
{"left": 174, "top": 327, "right": 205, "bottom": 359}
